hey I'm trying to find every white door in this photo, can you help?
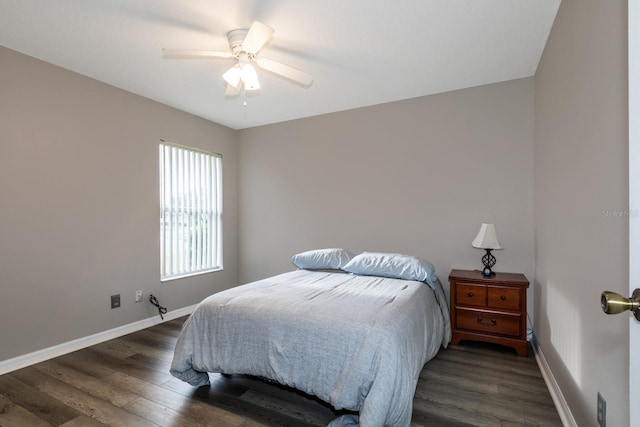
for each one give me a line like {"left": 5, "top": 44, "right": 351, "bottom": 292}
{"left": 630, "top": 0, "right": 639, "bottom": 423}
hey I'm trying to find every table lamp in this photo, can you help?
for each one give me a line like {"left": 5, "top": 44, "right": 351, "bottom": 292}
{"left": 472, "top": 223, "right": 503, "bottom": 276}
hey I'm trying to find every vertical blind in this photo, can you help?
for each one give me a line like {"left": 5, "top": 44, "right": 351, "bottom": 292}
{"left": 159, "top": 142, "right": 222, "bottom": 280}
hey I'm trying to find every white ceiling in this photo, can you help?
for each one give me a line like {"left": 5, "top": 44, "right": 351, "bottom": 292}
{"left": 0, "top": 0, "right": 560, "bottom": 130}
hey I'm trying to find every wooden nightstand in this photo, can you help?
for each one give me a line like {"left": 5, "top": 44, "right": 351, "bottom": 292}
{"left": 449, "top": 269, "right": 529, "bottom": 356}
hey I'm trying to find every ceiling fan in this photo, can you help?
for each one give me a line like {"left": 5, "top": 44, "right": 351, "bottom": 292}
{"left": 162, "top": 21, "right": 313, "bottom": 97}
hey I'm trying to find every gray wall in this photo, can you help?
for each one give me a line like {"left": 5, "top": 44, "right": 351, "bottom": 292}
{"left": 0, "top": 46, "right": 239, "bottom": 361}
{"left": 534, "top": 0, "right": 629, "bottom": 426}
{"left": 238, "top": 78, "right": 535, "bottom": 305}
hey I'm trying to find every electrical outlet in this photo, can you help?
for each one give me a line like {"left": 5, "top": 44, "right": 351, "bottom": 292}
{"left": 135, "top": 290, "right": 143, "bottom": 303}
{"left": 597, "top": 392, "right": 606, "bottom": 427}
{"left": 111, "top": 294, "right": 121, "bottom": 309}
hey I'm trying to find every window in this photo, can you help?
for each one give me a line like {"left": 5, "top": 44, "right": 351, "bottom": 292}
{"left": 159, "top": 142, "right": 222, "bottom": 280}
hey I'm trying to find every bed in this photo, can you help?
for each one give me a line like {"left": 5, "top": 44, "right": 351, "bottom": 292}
{"left": 170, "top": 251, "right": 451, "bottom": 427}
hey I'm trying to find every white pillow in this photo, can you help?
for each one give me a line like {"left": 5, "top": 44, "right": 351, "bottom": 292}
{"left": 291, "top": 248, "right": 354, "bottom": 270}
{"left": 342, "top": 252, "right": 436, "bottom": 288}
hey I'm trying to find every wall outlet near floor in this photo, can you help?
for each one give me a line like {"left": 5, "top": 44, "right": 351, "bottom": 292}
{"left": 111, "top": 294, "right": 121, "bottom": 309}
{"left": 135, "top": 290, "right": 143, "bottom": 303}
{"left": 597, "top": 391, "right": 606, "bottom": 427}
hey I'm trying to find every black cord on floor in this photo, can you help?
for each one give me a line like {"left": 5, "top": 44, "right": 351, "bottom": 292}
{"left": 149, "top": 294, "right": 167, "bottom": 320}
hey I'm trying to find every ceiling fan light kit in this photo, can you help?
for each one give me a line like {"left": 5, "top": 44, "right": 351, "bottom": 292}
{"left": 163, "top": 21, "right": 313, "bottom": 97}
{"left": 223, "top": 53, "right": 260, "bottom": 91}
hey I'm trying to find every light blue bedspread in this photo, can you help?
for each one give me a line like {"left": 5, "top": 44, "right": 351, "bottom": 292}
{"left": 170, "top": 270, "right": 451, "bottom": 427}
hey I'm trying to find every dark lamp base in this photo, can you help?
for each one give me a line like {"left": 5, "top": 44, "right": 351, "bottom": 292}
{"left": 481, "top": 249, "right": 497, "bottom": 276}
{"left": 482, "top": 267, "right": 496, "bottom": 276}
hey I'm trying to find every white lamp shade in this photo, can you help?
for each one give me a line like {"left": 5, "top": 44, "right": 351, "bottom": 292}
{"left": 241, "top": 63, "right": 260, "bottom": 91}
{"left": 223, "top": 65, "right": 241, "bottom": 88}
{"left": 472, "top": 223, "right": 504, "bottom": 250}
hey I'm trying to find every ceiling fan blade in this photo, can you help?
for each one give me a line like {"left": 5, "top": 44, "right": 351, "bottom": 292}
{"left": 254, "top": 57, "right": 313, "bottom": 86}
{"left": 162, "top": 49, "right": 234, "bottom": 59}
{"left": 242, "top": 21, "right": 274, "bottom": 54}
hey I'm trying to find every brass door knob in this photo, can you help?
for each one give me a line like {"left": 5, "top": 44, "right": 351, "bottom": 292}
{"left": 601, "top": 289, "right": 640, "bottom": 321}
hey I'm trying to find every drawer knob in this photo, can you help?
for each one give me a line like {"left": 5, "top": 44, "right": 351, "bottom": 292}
{"left": 477, "top": 316, "right": 497, "bottom": 327}
{"left": 467, "top": 292, "right": 474, "bottom": 297}
{"left": 500, "top": 295, "right": 507, "bottom": 300}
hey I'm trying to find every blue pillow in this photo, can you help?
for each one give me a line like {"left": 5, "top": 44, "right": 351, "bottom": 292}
{"left": 291, "top": 248, "right": 354, "bottom": 270}
{"left": 342, "top": 252, "right": 436, "bottom": 288}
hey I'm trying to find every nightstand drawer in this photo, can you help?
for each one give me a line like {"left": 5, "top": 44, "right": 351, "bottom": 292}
{"left": 455, "top": 308, "right": 522, "bottom": 338}
{"left": 455, "top": 283, "right": 486, "bottom": 307}
{"left": 487, "top": 286, "right": 521, "bottom": 311}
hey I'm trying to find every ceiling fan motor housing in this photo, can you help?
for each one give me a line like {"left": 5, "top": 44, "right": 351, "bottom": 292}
{"left": 227, "top": 29, "right": 249, "bottom": 56}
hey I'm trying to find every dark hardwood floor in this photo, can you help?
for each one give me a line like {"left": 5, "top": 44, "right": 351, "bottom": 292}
{"left": 0, "top": 316, "right": 563, "bottom": 426}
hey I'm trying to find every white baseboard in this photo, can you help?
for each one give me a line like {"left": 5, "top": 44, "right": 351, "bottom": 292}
{"left": 0, "top": 304, "right": 196, "bottom": 376}
{"left": 531, "top": 335, "right": 577, "bottom": 427}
